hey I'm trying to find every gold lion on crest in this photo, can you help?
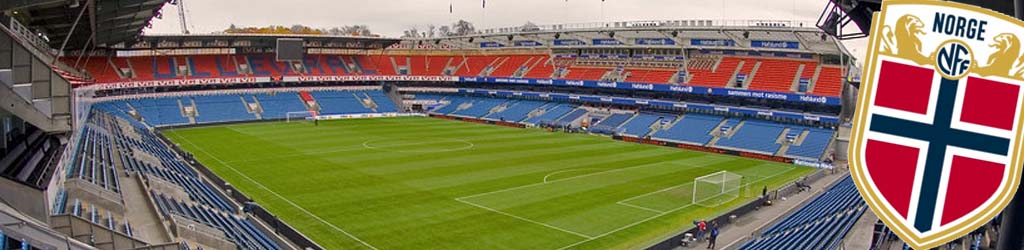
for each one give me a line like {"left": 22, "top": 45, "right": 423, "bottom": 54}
{"left": 881, "top": 14, "right": 930, "bottom": 65}
{"left": 977, "top": 33, "right": 1020, "bottom": 77}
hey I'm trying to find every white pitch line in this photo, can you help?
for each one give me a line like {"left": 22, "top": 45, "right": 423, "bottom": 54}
{"left": 618, "top": 181, "right": 695, "bottom": 205}
{"left": 224, "top": 146, "right": 369, "bottom": 163}
{"left": 457, "top": 159, "right": 696, "bottom": 201}
{"left": 615, "top": 201, "right": 666, "bottom": 213}
{"left": 454, "top": 198, "right": 595, "bottom": 240}
{"left": 542, "top": 168, "right": 604, "bottom": 183}
{"left": 556, "top": 166, "right": 795, "bottom": 250}
{"left": 172, "top": 131, "right": 380, "bottom": 250}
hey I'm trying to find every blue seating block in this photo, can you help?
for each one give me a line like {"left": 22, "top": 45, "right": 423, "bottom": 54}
{"left": 193, "top": 95, "right": 253, "bottom": 123}
{"left": 740, "top": 177, "right": 865, "bottom": 250}
{"left": 484, "top": 101, "right": 547, "bottom": 122}
{"left": 619, "top": 113, "right": 667, "bottom": 136}
{"left": 311, "top": 91, "right": 375, "bottom": 115}
{"left": 651, "top": 114, "right": 722, "bottom": 145}
{"left": 716, "top": 120, "right": 785, "bottom": 153}
{"left": 524, "top": 104, "right": 575, "bottom": 124}
{"left": 254, "top": 93, "right": 306, "bottom": 119}
{"left": 786, "top": 128, "right": 835, "bottom": 159}
{"left": 554, "top": 109, "right": 589, "bottom": 126}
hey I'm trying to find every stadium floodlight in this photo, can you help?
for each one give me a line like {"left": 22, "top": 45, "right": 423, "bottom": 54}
{"left": 286, "top": 111, "right": 317, "bottom": 123}
{"left": 692, "top": 171, "right": 743, "bottom": 207}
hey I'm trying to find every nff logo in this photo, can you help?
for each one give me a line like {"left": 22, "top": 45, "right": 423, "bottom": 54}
{"left": 935, "top": 41, "right": 973, "bottom": 79}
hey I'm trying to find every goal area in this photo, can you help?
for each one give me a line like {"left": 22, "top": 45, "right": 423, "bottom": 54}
{"left": 692, "top": 171, "right": 743, "bottom": 207}
{"left": 286, "top": 111, "right": 317, "bottom": 123}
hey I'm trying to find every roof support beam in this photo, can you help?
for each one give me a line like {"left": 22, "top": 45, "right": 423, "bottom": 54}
{"left": 52, "top": 0, "right": 89, "bottom": 64}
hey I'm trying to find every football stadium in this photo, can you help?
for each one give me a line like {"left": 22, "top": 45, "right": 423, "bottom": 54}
{"left": 0, "top": 0, "right": 1020, "bottom": 249}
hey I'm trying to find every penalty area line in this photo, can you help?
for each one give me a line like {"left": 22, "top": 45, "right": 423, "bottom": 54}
{"left": 557, "top": 165, "right": 797, "bottom": 250}
{"left": 454, "top": 197, "right": 595, "bottom": 240}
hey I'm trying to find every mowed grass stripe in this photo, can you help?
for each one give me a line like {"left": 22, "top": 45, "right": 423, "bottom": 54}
{"left": 166, "top": 117, "right": 814, "bottom": 250}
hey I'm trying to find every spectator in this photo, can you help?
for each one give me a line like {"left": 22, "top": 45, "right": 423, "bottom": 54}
{"left": 696, "top": 220, "right": 707, "bottom": 241}
{"left": 762, "top": 186, "right": 768, "bottom": 199}
{"left": 707, "top": 224, "right": 719, "bottom": 249}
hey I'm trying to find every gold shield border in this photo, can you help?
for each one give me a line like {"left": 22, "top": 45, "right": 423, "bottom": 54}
{"left": 848, "top": 0, "right": 1024, "bottom": 249}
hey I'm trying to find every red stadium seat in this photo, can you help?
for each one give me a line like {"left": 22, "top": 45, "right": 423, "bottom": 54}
{"left": 747, "top": 59, "right": 803, "bottom": 93}
{"left": 563, "top": 67, "right": 608, "bottom": 81}
{"left": 810, "top": 66, "right": 844, "bottom": 97}
{"left": 688, "top": 57, "right": 741, "bottom": 87}
{"left": 522, "top": 56, "right": 554, "bottom": 79}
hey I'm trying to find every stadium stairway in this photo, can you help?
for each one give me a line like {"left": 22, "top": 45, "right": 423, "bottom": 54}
{"left": 725, "top": 61, "right": 747, "bottom": 88}
{"left": 247, "top": 96, "right": 265, "bottom": 119}
{"left": 241, "top": 96, "right": 263, "bottom": 120}
{"left": 298, "top": 91, "right": 320, "bottom": 114}
{"left": 772, "top": 128, "right": 792, "bottom": 156}
{"left": 739, "top": 61, "right": 761, "bottom": 89}
{"left": 705, "top": 119, "right": 740, "bottom": 146}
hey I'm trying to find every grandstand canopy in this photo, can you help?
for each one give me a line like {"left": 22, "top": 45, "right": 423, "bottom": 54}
{"left": 2, "top": 0, "right": 167, "bottom": 51}
{"left": 131, "top": 33, "right": 402, "bottom": 50}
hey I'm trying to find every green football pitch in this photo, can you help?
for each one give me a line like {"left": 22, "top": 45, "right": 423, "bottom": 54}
{"left": 164, "top": 117, "right": 814, "bottom": 250}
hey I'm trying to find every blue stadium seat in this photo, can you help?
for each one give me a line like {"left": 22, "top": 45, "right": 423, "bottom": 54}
{"left": 523, "top": 104, "right": 575, "bottom": 125}
{"left": 651, "top": 114, "right": 723, "bottom": 145}
{"left": 739, "top": 177, "right": 866, "bottom": 250}
{"left": 152, "top": 192, "right": 280, "bottom": 250}
{"left": 431, "top": 96, "right": 471, "bottom": 114}
{"left": 127, "top": 97, "right": 189, "bottom": 126}
{"left": 554, "top": 109, "right": 589, "bottom": 126}
{"left": 716, "top": 120, "right": 786, "bottom": 154}
{"left": 590, "top": 113, "right": 634, "bottom": 134}
{"left": 785, "top": 128, "right": 835, "bottom": 160}
{"left": 366, "top": 91, "right": 399, "bottom": 112}
{"left": 618, "top": 113, "right": 670, "bottom": 136}
{"left": 483, "top": 100, "right": 548, "bottom": 122}
{"left": 451, "top": 98, "right": 507, "bottom": 118}
{"left": 311, "top": 91, "right": 376, "bottom": 115}
{"left": 253, "top": 92, "right": 306, "bottom": 119}
{"left": 193, "top": 95, "right": 255, "bottom": 123}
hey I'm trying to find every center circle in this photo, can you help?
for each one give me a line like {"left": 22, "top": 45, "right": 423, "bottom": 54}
{"left": 362, "top": 137, "right": 474, "bottom": 153}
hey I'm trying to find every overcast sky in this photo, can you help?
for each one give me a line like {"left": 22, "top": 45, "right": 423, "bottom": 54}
{"left": 145, "top": 0, "right": 869, "bottom": 61}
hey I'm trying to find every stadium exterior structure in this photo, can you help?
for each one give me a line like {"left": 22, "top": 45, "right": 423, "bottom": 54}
{"left": 0, "top": 18, "right": 855, "bottom": 250}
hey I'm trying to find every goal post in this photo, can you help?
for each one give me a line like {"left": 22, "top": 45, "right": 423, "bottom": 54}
{"left": 692, "top": 171, "right": 743, "bottom": 207}
{"left": 286, "top": 111, "right": 317, "bottom": 123}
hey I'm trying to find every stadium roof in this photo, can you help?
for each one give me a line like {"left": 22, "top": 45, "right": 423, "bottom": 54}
{"left": 129, "top": 33, "right": 401, "bottom": 50}
{"left": 2, "top": 0, "right": 168, "bottom": 51}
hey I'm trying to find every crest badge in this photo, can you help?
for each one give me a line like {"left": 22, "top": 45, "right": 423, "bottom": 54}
{"left": 850, "top": 0, "right": 1024, "bottom": 249}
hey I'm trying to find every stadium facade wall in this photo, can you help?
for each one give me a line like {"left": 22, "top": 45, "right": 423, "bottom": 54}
{"left": 0, "top": 177, "right": 49, "bottom": 222}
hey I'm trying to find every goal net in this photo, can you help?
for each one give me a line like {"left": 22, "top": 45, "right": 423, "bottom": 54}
{"left": 286, "top": 111, "right": 317, "bottom": 123}
{"left": 692, "top": 171, "right": 743, "bottom": 207}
